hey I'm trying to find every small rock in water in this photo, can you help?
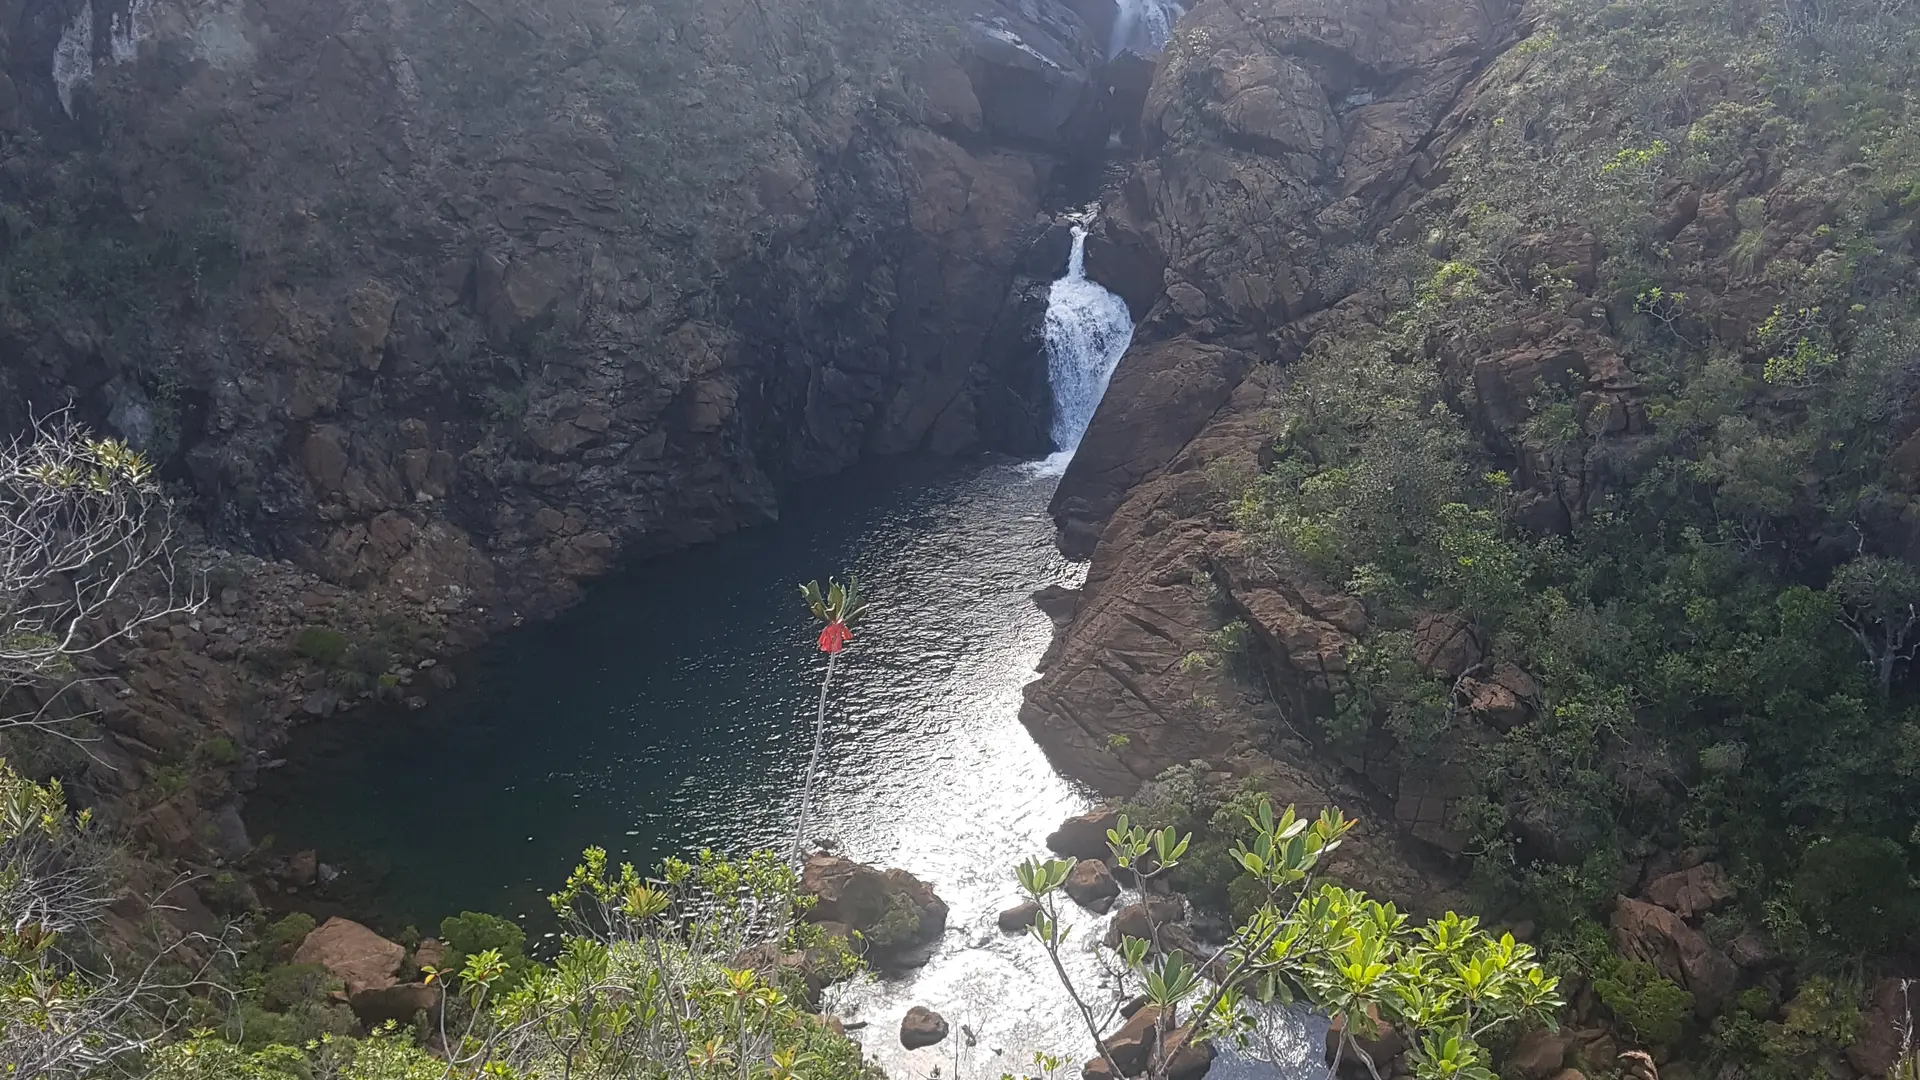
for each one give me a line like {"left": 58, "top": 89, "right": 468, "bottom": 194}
{"left": 901, "top": 1006, "right": 949, "bottom": 1049}
{"left": 998, "top": 900, "right": 1041, "bottom": 932}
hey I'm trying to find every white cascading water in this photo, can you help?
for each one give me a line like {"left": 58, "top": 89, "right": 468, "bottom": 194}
{"left": 1109, "top": 0, "right": 1182, "bottom": 57}
{"left": 1034, "top": 226, "right": 1134, "bottom": 475}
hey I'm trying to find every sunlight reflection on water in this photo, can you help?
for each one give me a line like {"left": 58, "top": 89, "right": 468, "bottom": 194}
{"left": 248, "top": 456, "right": 1314, "bottom": 1080}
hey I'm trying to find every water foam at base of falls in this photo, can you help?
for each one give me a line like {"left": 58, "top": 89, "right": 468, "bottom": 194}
{"left": 1031, "top": 226, "right": 1134, "bottom": 477}
{"left": 1110, "top": 0, "right": 1183, "bottom": 58}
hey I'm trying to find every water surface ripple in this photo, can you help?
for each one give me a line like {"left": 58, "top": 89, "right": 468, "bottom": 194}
{"left": 249, "top": 456, "right": 1129, "bottom": 1074}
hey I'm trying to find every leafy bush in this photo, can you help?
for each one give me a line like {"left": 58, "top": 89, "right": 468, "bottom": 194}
{"left": 438, "top": 911, "right": 531, "bottom": 990}
{"left": 291, "top": 627, "right": 349, "bottom": 667}
{"left": 1790, "top": 836, "right": 1920, "bottom": 957}
{"left": 260, "top": 914, "right": 315, "bottom": 965}
{"left": 1594, "top": 958, "right": 1694, "bottom": 1045}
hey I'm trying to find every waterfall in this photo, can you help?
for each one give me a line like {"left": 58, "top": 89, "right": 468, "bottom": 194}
{"left": 1109, "top": 0, "right": 1182, "bottom": 58}
{"left": 1034, "top": 227, "right": 1133, "bottom": 475}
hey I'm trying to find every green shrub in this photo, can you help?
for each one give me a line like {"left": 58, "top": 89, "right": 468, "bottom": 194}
{"left": 199, "top": 736, "right": 240, "bottom": 766}
{"left": 1791, "top": 836, "right": 1920, "bottom": 956}
{"left": 259, "top": 963, "right": 339, "bottom": 1011}
{"left": 1594, "top": 958, "right": 1694, "bottom": 1045}
{"left": 292, "top": 626, "right": 349, "bottom": 667}
{"left": 261, "top": 913, "right": 316, "bottom": 965}
{"left": 439, "top": 911, "right": 531, "bottom": 989}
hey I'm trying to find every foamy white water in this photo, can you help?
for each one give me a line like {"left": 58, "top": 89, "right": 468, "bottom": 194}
{"left": 1110, "top": 0, "right": 1182, "bottom": 57}
{"left": 1034, "top": 227, "right": 1133, "bottom": 476}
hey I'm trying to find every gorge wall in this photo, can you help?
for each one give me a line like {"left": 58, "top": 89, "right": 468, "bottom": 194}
{"left": 0, "top": 0, "right": 1146, "bottom": 866}
{"left": 0, "top": 0, "right": 1130, "bottom": 615}
{"left": 1025, "top": 0, "right": 1521, "bottom": 906}
{"left": 1023, "top": 0, "right": 1920, "bottom": 956}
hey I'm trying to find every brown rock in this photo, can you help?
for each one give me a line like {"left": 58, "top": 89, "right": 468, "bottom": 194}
{"left": 410, "top": 938, "right": 447, "bottom": 977}
{"left": 350, "top": 981, "right": 441, "bottom": 1026}
{"left": 1161, "top": 1023, "right": 1216, "bottom": 1080}
{"left": 1087, "top": 1008, "right": 1213, "bottom": 1080}
{"left": 293, "top": 917, "right": 405, "bottom": 996}
{"left": 901, "top": 1005, "right": 950, "bottom": 1049}
{"left": 1411, "top": 612, "right": 1484, "bottom": 679}
{"left": 286, "top": 849, "right": 319, "bottom": 888}
{"left": 1618, "top": 1051, "right": 1657, "bottom": 1080}
{"left": 1104, "top": 1005, "right": 1163, "bottom": 1075}
{"left": 1507, "top": 1028, "right": 1572, "bottom": 1080}
{"left": 1611, "top": 897, "right": 1738, "bottom": 1016}
{"left": 1104, "top": 897, "right": 1184, "bottom": 948}
{"left": 1725, "top": 929, "right": 1776, "bottom": 971}
{"left": 1064, "top": 859, "right": 1121, "bottom": 912}
{"left": 1047, "top": 807, "right": 1120, "bottom": 861}
{"left": 998, "top": 900, "right": 1041, "bottom": 932}
{"left": 1642, "top": 863, "right": 1734, "bottom": 920}
{"left": 1327, "top": 1005, "right": 1407, "bottom": 1077}
{"left": 800, "top": 856, "right": 947, "bottom": 969}
{"left": 1847, "top": 978, "right": 1916, "bottom": 1079}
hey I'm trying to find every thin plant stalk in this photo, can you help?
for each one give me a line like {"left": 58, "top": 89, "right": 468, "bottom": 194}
{"left": 790, "top": 651, "right": 838, "bottom": 864}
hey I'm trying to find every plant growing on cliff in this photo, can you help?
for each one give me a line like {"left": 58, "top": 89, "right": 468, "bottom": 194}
{"left": 1, "top": 412, "right": 199, "bottom": 750}
{"left": 0, "top": 758, "right": 225, "bottom": 1079}
{"left": 791, "top": 576, "right": 868, "bottom": 864}
{"left": 396, "top": 846, "right": 863, "bottom": 1080}
{"left": 1018, "top": 801, "right": 1561, "bottom": 1080}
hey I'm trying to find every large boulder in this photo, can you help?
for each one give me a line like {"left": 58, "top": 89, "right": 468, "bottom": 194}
{"left": 1083, "top": 1006, "right": 1214, "bottom": 1080}
{"left": 1506, "top": 1028, "right": 1573, "bottom": 1080}
{"left": 1047, "top": 807, "right": 1121, "bottom": 861}
{"left": 1064, "top": 859, "right": 1121, "bottom": 912}
{"left": 293, "top": 917, "right": 404, "bottom": 996}
{"left": 1325, "top": 1006, "right": 1408, "bottom": 1078}
{"left": 350, "top": 981, "right": 442, "bottom": 1027}
{"left": 1610, "top": 897, "right": 1738, "bottom": 1017}
{"left": 901, "top": 1005, "right": 951, "bottom": 1049}
{"left": 801, "top": 855, "right": 948, "bottom": 970}
{"left": 1104, "top": 897, "right": 1185, "bottom": 948}
{"left": 1642, "top": 863, "right": 1734, "bottom": 920}
{"left": 999, "top": 900, "right": 1042, "bottom": 932}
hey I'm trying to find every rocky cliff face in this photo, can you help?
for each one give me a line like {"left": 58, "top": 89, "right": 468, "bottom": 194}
{"left": 1024, "top": 0, "right": 1517, "bottom": 902}
{"left": 0, "top": 0, "right": 1139, "bottom": 862}
{"left": 1027, "top": 0, "right": 1920, "bottom": 917}
{"left": 0, "top": 0, "right": 1123, "bottom": 616}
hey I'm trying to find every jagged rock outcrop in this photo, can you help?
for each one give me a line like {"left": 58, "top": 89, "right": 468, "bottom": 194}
{"left": 293, "top": 916, "right": 404, "bottom": 996}
{"left": 1611, "top": 895, "right": 1739, "bottom": 1016}
{"left": 1023, "top": 0, "right": 1528, "bottom": 902}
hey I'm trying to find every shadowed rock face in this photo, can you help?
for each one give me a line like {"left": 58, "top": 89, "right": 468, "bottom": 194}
{"left": 0, "top": 0, "right": 1135, "bottom": 867}
{"left": 0, "top": 0, "right": 1119, "bottom": 617}
{"left": 1023, "top": 0, "right": 1519, "bottom": 903}
{"left": 1050, "top": 0, "right": 1514, "bottom": 553}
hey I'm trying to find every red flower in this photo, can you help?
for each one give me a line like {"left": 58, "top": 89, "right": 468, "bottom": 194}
{"left": 817, "top": 620, "right": 852, "bottom": 654}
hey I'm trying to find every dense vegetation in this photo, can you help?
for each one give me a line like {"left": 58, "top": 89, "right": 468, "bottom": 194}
{"left": 1223, "top": 0, "right": 1920, "bottom": 1064}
